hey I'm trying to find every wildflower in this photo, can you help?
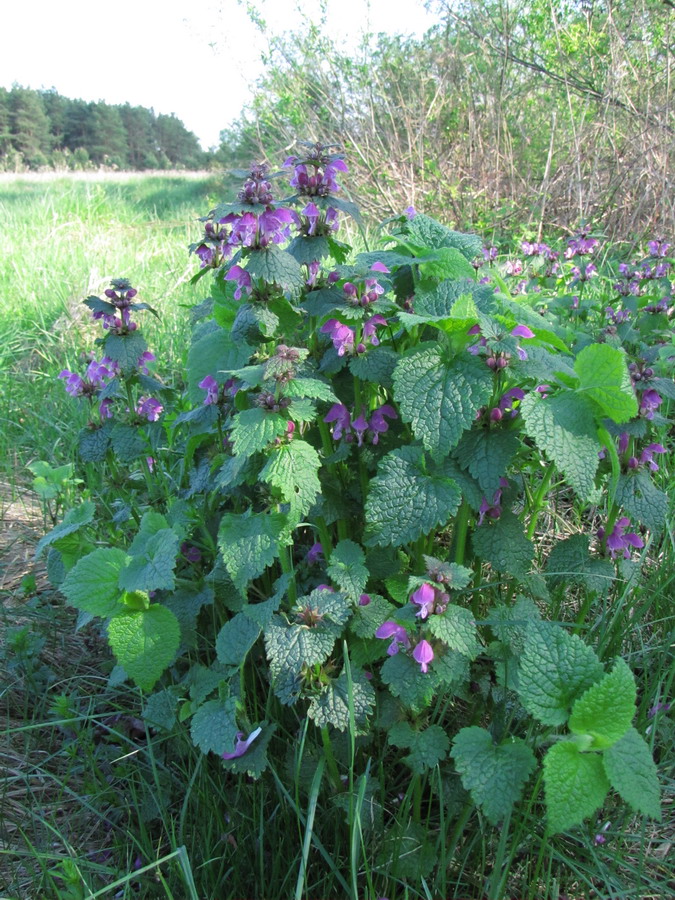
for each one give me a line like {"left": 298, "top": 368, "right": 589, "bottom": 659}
{"left": 410, "top": 583, "right": 448, "bottom": 619}
{"left": 222, "top": 727, "right": 262, "bottom": 760}
{"left": 412, "top": 640, "right": 434, "bottom": 674}
{"left": 358, "top": 594, "right": 371, "bottom": 606}
{"left": 181, "top": 542, "right": 202, "bottom": 564}
{"left": 565, "top": 228, "right": 599, "bottom": 258}
{"left": 306, "top": 542, "right": 323, "bottom": 565}
{"left": 363, "top": 314, "right": 388, "bottom": 346}
{"left": 146, "top": 457, "right": 155, "bottom": 473}
{"left": 597, "top": 516, "right": 644, "bottom": 559}
{"left": 490, "top": 387, "right": 526, "bottom": 421}
{"left": 478, "top": 478, "right": 509, "bottom": 526}
{"left": 594, "top": 821, "right": 611, "bottom": 846}
{"left": 647, "top": 701, "right": 671, "bottom": 718}
{"left": 137, "top": 350, "right": 156, "bottom": 374}
{"left": 225, "top": 265, "right": 253, "bottom": 301}
{"left": 99, "top": 398, "right": 114, "bottom": 420}
{"left": 647, "top": 238, "right": 671, "bottom": 258}
{"left": 403, "top": 205, "right": 416, "bottom": 220}
{"left": 375, "top": 621, "right": 410, "bottom": 656}
{"left": 59, "top": 357, "right": 115, "bottom": 398}
{"left": 320, "top": 319, "right": 355, "bottom": 356}
{"left": 505, "top": 259, "right": 523, "bottom": 276}
{"left": 366, "top": 404, "right": 397, "bottom": 444}
{"left": 136, "top": 396, "right": 163, "bottom": 422}
{"left": 639, "top": 389, "right": 662, "bottom": 419}
{"left": 324, "top": 403, "right": 352, "bottom": 440}
{"left": 482, "top": 246, "right": 498, "bottom": 262}
{"left": 351, "top": 412, "right": 370, "bottom": 447}
{"left": 198, "top": 374, "right": 219, "bottom": 406}
{"left": 258, "top": 207, "right": 295, "bottom": 246}
{"left": 638, "top": 443, "right": 666, "bottom": 472}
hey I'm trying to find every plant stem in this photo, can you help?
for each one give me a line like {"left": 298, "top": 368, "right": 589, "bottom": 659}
{"left": 320, "top": 726, "right": 341, "bottom": 789}
{"left": 526, "top": 464, "right": 555, "bottom": 540}
{"left": 454, "top": 499, "right": 471, "bottom": 566}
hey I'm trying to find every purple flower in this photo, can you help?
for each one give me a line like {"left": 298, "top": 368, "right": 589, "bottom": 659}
{"left": 375, "top": 621, "right": 410, "bottom": 655}
{"left": 482, "top": 246, "right": 498, "bottom": 262}
{"left": 534, "top": 384, "right": 551, "bottom": 398}
{"left": 136, "top": 396, "right": 163, "bottom": 422}
{"left": 306, "top": 542, "right": 323, "bottom": 565}
{"left": 647, "top": 239, "right": 671, "bottom": 258}
{"left": 198, "top": 374, "right": 219, "bottom": 406}
{"left": 478, "top": 478, "right": 509, "bottom": 526}
{"left": 225, "top": 265, "right": 253, "bottom": 301}
{"left": 181, "top": 542, "right": 202, "bottom": 564}
{"left": 363, "top": 314, "right": 388, "bottom": 346}
{"left": 352, "top": 413, "right": 370, "bottom": 447}
{"left": 403, "top": 206, "right": 416, "bottom": 220}
{"left": 146, "top": 456, "right": 155, "bottom": 473}
{"left": 505, "top": 259, "right": 523, "bottom": 276}
{"left": 222, "top": 727, "right": 262, "bottom": 760}
{"left": 359, "top": 594, "right": 371, "bottom": 606}
{"left": 597, "top": 516, "right": 644, "bottom": 559}
{"left": 321, "top": 319, "right": 355, "bottom": 356}
{"left": 324, "top": 403, "right": 352, "bottom": 440}
{"left": 99, "top": 397, "right": 114, "bottom": 420}
{"left": 639, "top": 443, "right": 666, "bottom": 472}
{"left": 511, "top": 324, "right": 535, "bottom": 339}
{"left": 412, "top": 640, "right": 434, "bottom": 674}
{"left": 410, "top": 583, "right": 436, "bottom": 620}
{"left": 229, "top": 212, "right": 258, "bottom": 247}
{"left": 367, "top": 404, "right": 397, "bottom": 444}
{"left": 639, "top": 389, "right": 662, "bottom": 419}
{"left": 138, "top": 351, "right": 155, "bottom": 375}
{"left": 497, "top": 387, "right": 526, "bottom": 417}
{"left": 301, "top": 201, "right": 320, "bottom": 235}
{"left": 648, "top": 701, "right": 671, "bottom": 718}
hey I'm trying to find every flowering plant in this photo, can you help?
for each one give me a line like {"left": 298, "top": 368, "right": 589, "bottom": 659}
{"left": 42, "top": 144, "right": 671, "bottom": 839}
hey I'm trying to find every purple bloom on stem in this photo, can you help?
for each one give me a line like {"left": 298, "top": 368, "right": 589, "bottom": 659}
{"left": 198, "top": 374, "right": 219, "bottom": 406}
{"left": 59, "top": 370, "right": 85, "bottom": 396}
{"left": 351, "top": 413, "right": 370, "bottom": 447}
{"left": 230, "top": 212, "right": 258, "bottom": 247}
{"left": 482, "top": 246, "right": 498, "bottom": 262}
{"left": 410, "top": 583, "right": 436, "bottom": 620}
{"left": 222, "top": 727, "right": 262, "bottom": 760}
{"left": 146, "top": 456, "right": 155, "bottom": 473}
{"left": 403, "top": 206, "right": 416, "bottom": 220}
{"left": 136, "top": 396, "right": 163, "bottom": 422}
{"left": 639, "top": 389, "right": 662, "bottom": 419}
{"left": 302, "top": 201, "right": 320, "bottom": 235}
{"left": 639, "top": 443, "right": 666, "bottom": 471}
{"left": 324, "top": 403, "right": 352, "bottom": 440}
{"left": 618, "top": 432, "right": 630, "bottom": 455}
{"left": 181, "top": 542, "right": 202, "bottom": 564}
{"left": 225, "top": 265, "right": 253, "bottom": 301}
{"left": 375, "top": 621, "right": 410, "bottom": 656}
{"left": 363, "top": 314, "right": 388, "bottom": 346}
{"left": 370, "top": 261, "right": 390, "bottom": 274}
{"left": 306, "top": 542, "right": 323, "bottom": 565}
{"left": 647, "top": 239, "right": 670, "bottom": 258}
{"left": 367, "top": 404, "right": 397, "bottom": 444}
{"left": 137, "top": 351, "right": 155, "bottom": 375}
{"left": 359, "top": 594, "right": 371, "bottom": 606}
{"left": 648, "top": 701, "right": 671, "bottom": 718}
{"left": 498, "top": 387, "right": 526, "bottom": 417}
{"left": 597, "top": 516, "right": 644, "bottom": 559}
{"left": 412, "top": 640, "right": 434, "bottom": 674}
{"left": 99, "top": 397, "right": 114, "bottom": 419}
{"left": 505, "top": 259, "right": 523, "bottom": 276}
{"left": 511, "top": 324, "right": 535, "bottom": 339}
{"left": 534, "top": 384, "right": 551, "bottom": 398}
{"left": 320, "top": 319, "right": 355, "bottom": 356}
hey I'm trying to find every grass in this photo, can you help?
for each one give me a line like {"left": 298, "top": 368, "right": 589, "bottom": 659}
{"left": 0, "top": 175, "right": 673, "bottom": 899}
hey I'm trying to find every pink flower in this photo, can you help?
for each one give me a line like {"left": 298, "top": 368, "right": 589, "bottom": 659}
{"left": 375, "top": 621, "right": 410, "bottom": 656}
{"left": 222, "top": 727, "right": 262, "bottom": 760}
{"left": 412, "top": 640, "right": 434, "bottom": 673}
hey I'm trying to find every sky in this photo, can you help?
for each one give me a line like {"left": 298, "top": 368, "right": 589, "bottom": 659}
{"left": 0, "top": 0, "right": 437, "bottom": 150}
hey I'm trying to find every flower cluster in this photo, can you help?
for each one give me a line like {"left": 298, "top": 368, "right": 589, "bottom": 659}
{"left": 320, "top": 314, "right": 388, "bottom": 356}
{"left": 478, "top": 478, "right": 509, "bottom": 526}
{"left": 565, "top": 226, "right": 599, "bottom": 258}
{"left": 324, "top": 403, "right": 397, "bottom": 445}
{"left": 59, "top": 357, "right": 117, "bottom": 398}
{"left": 283, "top": 143, "right": 348, "bottom": 198}
{"left": 468, "top": 323, "right": 535, "bottom": 367}
{"left": 597, "top": 516, "right": 644, "bottom": 559}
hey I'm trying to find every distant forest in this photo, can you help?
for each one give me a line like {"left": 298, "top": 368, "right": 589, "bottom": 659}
{"left": 0, "top": 86, "right": 211, "bottom": 171}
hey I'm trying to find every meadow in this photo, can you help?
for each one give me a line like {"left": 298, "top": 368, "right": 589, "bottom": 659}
{"left": 0, "top": 170, "right": 673, "bottom": 900}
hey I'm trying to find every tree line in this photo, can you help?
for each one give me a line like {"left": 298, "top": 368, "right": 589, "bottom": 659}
{"left": 0, "top": 86, "right": 208, "bottom": 171}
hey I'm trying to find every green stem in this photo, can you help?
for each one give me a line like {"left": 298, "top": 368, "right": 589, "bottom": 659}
{"left": 278, "top": 539, "right": 297, "bottom": 605}
{"left": 526, "top": 464, "right": 555, "bottom": 540}
{"left": 352, "top": 375, "right": 370, "bottom": 506}
{"left": 454, "top": 499, "right": 471, "bottom": 566}
{"left": 315, "top": 516, "right": 333, "bottom": 558}
{"left": 320, "top": 726, "right": 341, "bottom": 789}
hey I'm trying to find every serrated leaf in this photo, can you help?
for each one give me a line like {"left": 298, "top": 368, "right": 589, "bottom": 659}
{"left": 35, "top": 501, "right": 95, "bottom": 559}
{"left": 232, "top": 302, "right": 279, "bottom": 342}
{"left": 307, "top": 672, "right": 375, "bottom": 731}
{"left": 380, "top": 651, "right": 436, "bottom": 711}
{"left": 521, "top": 392, "right": 600, "bottom": 500}
{"left": 427, "top": 604, "right": 481, "bottom": 660}
{"left": 187, "top": 321, "right": 251, "bottom": 402}
{"left": 143, "top": 688, "right": 180, "bottom": 731}
{"left": 245, "top": 246, "right": 305, "bottom": 297}
{"left": 349, "top": 346, "right": 398, "bottom": 389}
{"left": 472, "top": 510, "right": 534, "bottom": 579}
{"left": 287, "top": 235, "right": 331, "bottom": 263}
{"left": 285, "top": 378, "right": 338, "bottom": 403}
{"left": 61, "top": 547, "right": 128, "bottom": 616}
{"left": 545, "top": 534, "right": 614, "bottom": 596}
{"left": 602, "top": 728, "right": 661, "bottom": 820}
{"left": 518, "top": 623, "right": 604, "bottom": 725}
{"left": 107, "top": 605, "right": 180, "bottom": 691}
{"left": 407, "top": 214, "right": 483, "bottom": 258}
{"left": 78, "top": 423, "right": 113, "bottom": 462}
{"left": 574, "top": 344, "right": 638, "bottom": 423}
{"left": 103, "top": 331, "right": 148, "bottom": 374}
{"left": 455, "top": 428, "right": 520, "bottom": 495}
{"left": 543, "top": 742, "right": 610, "bottom": 834}
{"left": 418, "top": 247, "right": 477, "bottom": 281}
{"left": 230, "top": 408, "right": 289, "bottom": 457}
{"left": 393, "top": 348, "right": 493, "bottom": 459}
{"left": 365, "top": 445, "right": 461, "bottom": 547}
{"left": 190, "top": 697, "right": 238, "bottom": 755}
{"left": 259, "top": 439, "right": 321, "bottom": 527}
{"left": 118, "top": 529, "right": 179, "bottom": 593}
{"left": 302, "top": 286, "right": 344, "bottom": 317}
{"left": 218, "top": 511, "right": 286, "bottom": 592}
{"left": 568, "top": 659, "right": 636, "bottom": 749}
{"left": 216, "top": 613, "right": 262, "bottom": 666}
{"left": 109, "top": 423, "right": 145, "bottom": 462}
{"left": 350, "top": 593, "right": 396, "bottom": 638}
{"left": 389, "top": 722, "right": 450, "bottom": 774}
{"left": 433, "top": 648, "right": 470, "bottom": 687}
{"left": 490, "top": 597, "right": 541, "bottom": 653}
{"left": 265, "top": 612, "right": 340, "bottom": 679}
{"left": 616, "top": 472, "right": 668, "bottom": 533}
{"left": 327, "top": 540, "right": 369, "bottom": 599}
{"left": 163, "top": 585, "right": 213, "bottom": 649}
{"left": 410, "top": 279, "right": 495, "bottom": 322}
{"left": 451, "top": 727, "right": 536, "bottom": 824}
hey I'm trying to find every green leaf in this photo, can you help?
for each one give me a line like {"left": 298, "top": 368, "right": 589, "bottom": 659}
{"left": 285, "top": 377, "right": 338, "bottom": 404}
{"left": 389, "top": 722, "right": 450, "bottom": 774}
{"left": 365, "top": 445, "right": 461, "bottom": 547}
{"left": 602, "top": 728, "right": 661, "bottom": 820}
{"left": 230, "top": 408, "right": 289, "bottom": 457}
{"left": 407, "top": 278, "right": 495, "bottom": 322}
{"left": 231, "top": 302, "right": 279, "bottom": 342}
{"left": 190, "top": 697, "right": 238, "bottom": 755}
{"left": 350, "top": 593, "right": 396, "bottom": 639}
{"left": 616, "top": 472, "right": 669, "bottom": 533}
{"left": 490, "top": 597, "right": 541, "bottom": 653}
{"left": 187, "top": 321, "right": 251, "bottom": 402}
{"left": 307, "top": 672, "right": 375, "bottom": 731}
{"left": 35, "top": 501, "right": 95, "bottom": 559}
{"left": 327, "top": 540, "right": 369, "bottom": 600}
{"left": 61, "top": 547, "right": 128, "bottom": 616}
{"left": 455, "top": 428, "right": 520, "bottom": 496}
{"left": 521, "top": 392, "right": 600, "bottom": 500}
{"left": 543, "top": 742, "right": 610, "bottom": 834}
{"left": 287, "top": 235, "right": 331, "bottom": 263}
{"left": 545, "top": 534, "right": 614, "bottom": 596}
{"left": 407, "top": 214, "right": 483, "bottom": 258}
{"left": 245, "top": 246, "right": 305, "bottom": 297}
{"left": 265, "top": 608, "right": 341, "bottom": 682}
{"left": 427, "top": 605, "right": 480, "bottom": 660}
{"left": 215, "top": 613, "right": 261, "bottom": 666}
{"left": 433, "top": 648, "right": 471, "bottom": 688}
{"left": 380, "top": 652, "right": 436, "bottom": 711}
{"left": 259, "top": 439, "right": 321, "bottom": 527}
{"left": 349, "top": 346, "right": 398, "bottom": 390}
{"left": 451, "top": 727, "right": 536, "bottom": 825}
{"left": 78, "top": 423, "right": 113, "bottom": 462}
{"left": 110, "top": 424, "right": 146, "bottom": 461}
{"left": 472, "top": 510, "right": 534, "bottom": 579}
{"left": 103, "top": 331, "right": 148, "bottom": 374}
{"left": 107, "top": 605, "right": 180, "bottom": 691}
{"left": 574, "top": 344, "right": 638, "bottom": 423}
{"left": 393, "top": 348, "right": 493, "bottom": 459}
{"left": 518, "top": 623, "right": 604, "bottom": 726}
{"left": 568, "top": 659, "right": 636, "bottom": 749}
{"left": 163, "top": 585, "right": 213, "bottom": 649}
{"left": 418, "top": 248, "right": 477, "bottom": 281}
{"left": 218, "top": 511, "right": 286, "bottom": 592}
{"left": 143, "top": 688, "right": 180, "bottom": 731}
{"left": 118, "top": 529, "right": 180, "bottom": 593}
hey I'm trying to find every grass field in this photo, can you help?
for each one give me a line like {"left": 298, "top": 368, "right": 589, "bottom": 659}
{"left": 1, "top": 175, "right": 673, "bottom": 899}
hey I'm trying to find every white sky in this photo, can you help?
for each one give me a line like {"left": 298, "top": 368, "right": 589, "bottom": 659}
{"left": 0, "top": 0, "right": 436, "bottom": 150}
